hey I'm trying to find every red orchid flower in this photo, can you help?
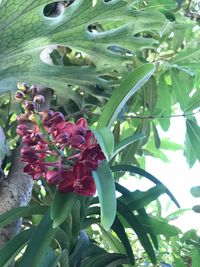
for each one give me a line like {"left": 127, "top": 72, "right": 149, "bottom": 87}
{"left": 59, "top": 162, "right": 96, "bottom": 196}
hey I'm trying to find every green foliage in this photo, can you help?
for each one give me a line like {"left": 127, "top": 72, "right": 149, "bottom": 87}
{"left": 1, "top": 0, "right": 200, "bottom": 266}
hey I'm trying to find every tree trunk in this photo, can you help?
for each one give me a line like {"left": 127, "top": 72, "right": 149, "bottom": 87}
{"left": 0, "top": 88, "right": 53, "bottom": 247}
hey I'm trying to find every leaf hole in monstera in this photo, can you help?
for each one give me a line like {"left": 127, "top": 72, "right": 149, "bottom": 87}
{"left": 40, "top": 45, "right": 93, "bottom": 67}
{"left": 106, "top": 45, "right": 133, "bottom": 57}
{"left": 87, "top": 20, "right": 125, "bottom": 34}
{"left": 43, "top": 1, "right": 74, "bottom": 18}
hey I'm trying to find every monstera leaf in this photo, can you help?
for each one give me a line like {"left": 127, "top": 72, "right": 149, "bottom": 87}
{"left": 0, "top": 0, "right": 166, "bottom": 103}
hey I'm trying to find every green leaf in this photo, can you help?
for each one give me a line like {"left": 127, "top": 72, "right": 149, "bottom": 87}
{"left": 0, "top": 205, "right": 48, "bottom": 228}
{"left": 190, "top": 186, "right": 200, "bottom": 198}
{"left": 186, "top": 119, "right": 200, "bottom": 162}
{"left": 116, "top": 183, "right": 166, "bottom": 210}
{"left": 156, "top": 74, "right": 171, "bottom": 131}
{"left": 111, "top": 165, "right": 180, "bottom": 208}
{"left": 117, "top": 200, "right": 157, "bottom": 264}
{"left": 98, "top": 224, "right": 126, "bottom": 255}
{"left": 191, "top": 248, "right": 200, "bottom": 267}
{"left": 92, "top": 128, "right": 114, "bottom": 160}
{"left": 92, "top": 161, "right": 116, "bottom": 230}
{"left": 174, "top": 257, "right": 187, "bottom": 267}
{"left": 19, "top": 210, "right": 57, "bottom": 267}
{"left": 80, "top": 252, "right": 128, "bottom": 267}
{"left": 111, "top": 133, "right": 145, "bottom": 160}
{"left": 0, "top": 0, "right": 165, "bottom": 101}
{"left": 38, "top": 248, "right": 61, "bottom": 267}
{"left": 192, "top": 205, "right": 200, "bottom": 213}
{"left": 112, "top": 216, "right": 135, "bottom": 265}
{"left": 97, "top": 64, "right": 156, "bottom": 128}
{"left": 137, "top": 213, "right": 180, "bottom": 237}
{"left": 51, "top": 191, "right": 78, "bottom": 228}
{"left": 184, "top": 123, "right": 197, "bottom": 168}
{"left": 165, "top": 209, "right": 190, "bottom": 221}
{"left": 0, "top": 228, "right": 34, "bottom": 267}
{"left": 170, "top": 48, "right": 200, "bottom": 72}
{"left": 152, "top": 122, "right": 161, "bottom": 149}
{"left": 171, "top": 69, "right": 188, "bottom": 111}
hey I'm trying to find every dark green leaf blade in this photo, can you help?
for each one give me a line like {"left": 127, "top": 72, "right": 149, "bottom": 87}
{"left": 92, "top": 161, "right": 116, "bottom": 230}
{"left": 117, "top": 200, "right": 157, "bottom": 264}
{"left": 0, "top": 228, "right": 34, "bottom": 267}
{"left": 0, "top": 205, "right": 48, "bottom": 228}
{"left": 19, "top": 210, "right": 57, "bottom": 267}
{"left": 112, "top": 216, "right": 135, "bottom": 265}
{"left": 51, "top": 191, "right": 78, "bottom": 228}
{"left": 116, "top": 183, "right": 166, "bottom": 210}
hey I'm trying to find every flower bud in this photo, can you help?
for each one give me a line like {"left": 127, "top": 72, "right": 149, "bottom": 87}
{"left": 22, "top": 134, "right": 37, "bottom": 146}
{"left": 45, "top": 112, "right": 65, "bottom": 126}
{"left": 31, "top": 132, "right": 43, "bottom": 143}
{"left": 20, "top": 146, "right": 35, "bottom": 156}
{"left": 15, "top": 91, "right": 25, "bottom": 102}
{"left": 17, "top": 82, "right": 29, "bottom": 92}
{"left": 16, "top": 124, "right": 29, "bottom": 136}
{"left": 40, "top": 110, "right": 54, "bottom": 122}
{"left": 70, "top": 135, "right": 85, "bottom": 148}
{"left": 55, "top": 133, "right": 69, "bottom": 144}
{"left": 34, "top": 95, "right": 45, "bottom": 104}
{"left": 30, "top": 84, "right": 39, "bottom": 97}
{"left": 17, "top": 113, "right": 30, "bottom": 123}
{"left": 20, "top": 146, "right": 38, "bottom": 162}
{"left": 46, "top": 170, "right": 61, "bottom": 184}
{"left": 25, "top": 101, "right": 36, "bottom": 111}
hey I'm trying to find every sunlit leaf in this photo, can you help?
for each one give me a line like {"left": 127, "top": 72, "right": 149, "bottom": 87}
{"left": 92, "top": 161, "right": 116, "bottom": 230}
{"left": 97, "top": 64, "right": 156, "bottom": 128}
{"left": 186, "top": 119, "right": 200, "bottom": 162}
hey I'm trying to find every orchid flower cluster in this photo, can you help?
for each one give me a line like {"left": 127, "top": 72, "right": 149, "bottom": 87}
{"left": 15, "top": 83, "right": 106, "bottom": 196}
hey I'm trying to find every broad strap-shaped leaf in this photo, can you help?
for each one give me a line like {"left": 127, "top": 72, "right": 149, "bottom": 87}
{"left": 111, "top": 165, "right": 180, "bottom": 208}
{"left": 186, "top": 119, "right": 200, "bottom": 162}
{"left": 0, "top": 228, "right": 34, "bottom": 267}
{"left": 51, "top": 191, "right": 78, "bottom": 228}
{"left": 98, "top": 224, "right": 126, "bottom": 256}
{"left": 117, "top": 200, "right": 157, "bottom": 264}
{"left": 0, "top": 205, "right": 48, "bottom": 228}
{"left": 92, "top": 128, "right": 114, "bottom": 160}
{"left": 111, "top": 133, "right": 145, "bottom": 160}
{"left": 38, "top": 248, "right": 61, "bottom": 267}
{"left": 137, "top": 209, "right": 180, "bottom": 237}
{"left": 92, "top": 160, "right": 116, "bottom": 230}
{"left": 116, "top": 183, "right": 166, "bottom": 210}
{"left": 112, "top": 216, "right": 135, "bottom": 265}
{"left": 19, "top": 209, "right": 57, "bottom": 267}
{"left": 79, "top": 252, "right": 128, "bottom": 267}
{"left": 97, "top": 64, "right": 156, "bottom": 128}
{"left": 69, "top": 230, "right": 90, "bottom": 267}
